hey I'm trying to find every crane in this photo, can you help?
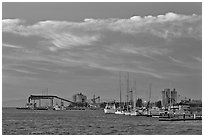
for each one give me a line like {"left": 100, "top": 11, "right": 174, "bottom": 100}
{"left": 91, "top": 94, "right": 100, "bottom": 104}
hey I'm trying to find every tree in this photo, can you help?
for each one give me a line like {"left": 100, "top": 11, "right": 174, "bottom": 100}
{"left": 100, "top": 102, "right": 107, "bottom": 108}
{"left": 136, "top": 98, "right": 143, "bottom": 107}
{"left": 155, "top": 100, "right": 162, "bottom": 108}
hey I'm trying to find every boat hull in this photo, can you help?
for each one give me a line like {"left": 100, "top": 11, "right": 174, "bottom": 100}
{"left": 104, "top": 109, "right": 116, "bottom": 114}
{"left": 16, "top": 107, "right": 31, "bottom": 110}
{"left": 130, "top": 112, "right": 138, "bottom": 116}
{"left": 115, "top": 111, "right": 124, "bottom": 115}
{"left": 124, "top": 112, "right": 131, "bottom": 116}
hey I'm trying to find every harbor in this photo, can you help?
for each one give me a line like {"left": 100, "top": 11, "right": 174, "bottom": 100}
{"left": 2, "top": 2, "right": 202, "bottom": 135}
{"left": 15, "top": 71, "right": 202, "bottom": 121}
{"left": 7, "top": 72, "right": 201, "bottom": 135}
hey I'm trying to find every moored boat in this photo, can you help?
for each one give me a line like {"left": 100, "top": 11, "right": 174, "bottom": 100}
{"left": 16, "top": 107, "right": 31, "bottom": 110}
{"left": 104, "top": 103, "right": 116, "bottom": 114}
{"left": 130, "top": 111, "right": 138, "bottom": 116}
{"left": 124, "top": 111, "right": 131, "bottom": 115}
{"left": 115, "top": 110, "right": 125, "bottom": 115}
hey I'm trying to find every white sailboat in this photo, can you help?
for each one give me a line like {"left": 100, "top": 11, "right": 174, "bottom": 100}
{"left": 124, "top": 111, "right": 131, "bottom": 115}
{"left": 130, "top": 110, "right": 138, "bottom": 116}
{"left": 115, "top": 72, "right": 125, "bottom": 115}
{"left": 124, "top": 73, "right": 139, "bottom": 116}
{"left": 123, "top": 72, "right": 132, "bottom": 116}
{"left": 115, "top": 109, "right": 125, "bottom": 115}
{"left": 130, "top": 79, "right": 138, "bottom": 116}
{"left": 104, "top": 103, "right": 116, "bottom": 114}
{"left": 146, "top": 83, "right": 152, "bottom": 116}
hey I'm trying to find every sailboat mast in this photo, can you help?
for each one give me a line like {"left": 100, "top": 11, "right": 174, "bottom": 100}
{"left": 127, "top": 72, "right": 129, "bottom": 105}
{"left": 149, "top": 83, "right": 152, "bottom": 109}
{"left": 170, "top": 89, "right": 171, "bottom": 108}
{"left": 134, "top": 80, "right": 136, "bottom": 110}
{"left": 149, "top": 83, "right": 152, "bottom": 102}
{"left": 119, "top": 71, "right": 122, "bottom": 109}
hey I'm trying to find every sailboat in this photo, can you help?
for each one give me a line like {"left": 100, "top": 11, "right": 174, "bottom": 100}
{"left": 130, "top": 80, "right": 138, "bottom": 116}
{"left": 145, "top": 83, "right": 152, "bottom": 116}
{"left": 115, "top": 72, "right": 125, "bottom": 115}
{"left": 130, "top": 111, "right": 138, "bottom": 116}
{"left": 123, "top": 72, "right": 132, "bottom": 116}
{"left": 104, "top": 103, "right": 116, "bottom": 114}
{"left": 115, "top": 109, "right": 124, "bottom": 115}
{"left": 129, "top": 87, "right": 138, "bottom": 115}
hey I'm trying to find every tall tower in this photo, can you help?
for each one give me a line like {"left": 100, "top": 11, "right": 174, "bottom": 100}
{"left": 162, "top": 88, "right": 170, "bottom": 107}
{"left": 171, "top": 88, "right": 177, "bottom": 105}
{"left": 162, "top": 88, "right": 177, "bottom": 108}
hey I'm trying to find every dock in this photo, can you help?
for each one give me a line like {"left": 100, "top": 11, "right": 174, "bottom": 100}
{"left": 159, "top": 117, "right": 202, "bottom": 121}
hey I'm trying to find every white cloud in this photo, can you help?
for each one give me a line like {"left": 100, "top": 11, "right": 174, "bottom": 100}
{"left": 2, "top": 19, "right": 25, "bottom": 32}
{"left": 2, "top": 12, "right": 202, "bottom": 79}
{"left": 89, "top": 63, "right": 164, "bottom": 79}
{"left": 2, "top": 43, "right": 22, "bottom": 49}
{"left": 169, "top": 56, "right": 201, "bottom": 70}
{"left": 169, "top": 56, "right": 184, "bottom": 64}
{"left": 3, "top": 65, "right": 38, "bottom": 75}
{"left": 2, "top": 19, "right": 101, "bottom": 50}
{"left": 121, "top": 46, "right": 170, "bottom": 58}
{"left": 2, "top": 12, "right": 201, "bottom": 40}
{"left": 49, "top": 33, "right": 99, "bottom": 50}
{"left": 192, "top": 56, "right": 202, "bottom": 62}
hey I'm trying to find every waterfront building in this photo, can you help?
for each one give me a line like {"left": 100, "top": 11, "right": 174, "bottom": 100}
{"left": 72, "top": 93, "right": 87, "bottom": 103}
{"left": 162, "top": 88, "right": 177, "bottom": 108}
{"left": 177, "top": 99, "right": 202, "bottom": 115}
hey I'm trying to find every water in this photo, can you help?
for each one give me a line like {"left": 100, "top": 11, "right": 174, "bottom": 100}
{"left": 2, "top": 108, "right": 202, "bottom": 135}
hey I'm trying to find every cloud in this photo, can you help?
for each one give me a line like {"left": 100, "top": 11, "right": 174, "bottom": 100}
{"left": 49, "top": 33, "right": 99, "bottom": 50}
{"left": 120, "top": 46, "right": 170, "bottom": 59}
{"left": 2, "top": 43, "right": 23, "bottom": 49}
{"left": 192, "top": 56, "right": 202, "bottom": 62}
{"left": 2, "top": 12, "right": 202, "bottom": 79}
{"left": 3, "top": 19, "right": 101, "bottom": 50}
{"left": 2, "top": 19, "right": 25, "bottom": 32}
{"left": 83, "top": 12, "right": 201, "bottom": 39}
{"left": 2, "top": 12, "right": 201, "bottom": 39}
{"left": 89, "top": 63, "right": 164, "bottom": 79}
{"left": 169, "top": 56, "right": 184, "bottom": 64}
{"left": 169, "top": 56, "right": 201, "bottom": 70}
{"left": 3, "top": 65, "right": 38, "bottom": 75}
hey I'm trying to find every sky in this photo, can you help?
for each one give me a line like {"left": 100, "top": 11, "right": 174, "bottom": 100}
{"left": 2, "top": 2, "right": 202, "bottom": 107}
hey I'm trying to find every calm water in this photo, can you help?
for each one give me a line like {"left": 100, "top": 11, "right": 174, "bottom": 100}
{"left": 2, "top": 108, "right": 202, "bottom": 135}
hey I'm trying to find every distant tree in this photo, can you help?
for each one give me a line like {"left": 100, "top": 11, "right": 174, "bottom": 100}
{"left": 146, "top": 101, "right": 150, "bottom": 109}
{"left": 115, "top": 102, "right": 120, "bottom": 108}
{"left": 155, "top": 100, "right": 162, "bottom": 108}
{"left": 100, "top": 102, "right": 107, "bottom": 108}
{"left": 136, "top": 98, "right": 143, "bottom": 107}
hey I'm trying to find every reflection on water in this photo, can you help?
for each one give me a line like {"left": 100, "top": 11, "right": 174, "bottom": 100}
{"left": 2, "top": 108, "right": 202, "bottom": 135}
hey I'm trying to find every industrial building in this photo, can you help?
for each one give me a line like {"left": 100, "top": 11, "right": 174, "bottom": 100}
{"left": 72, "top": 93, "right": 87, "bottom": 103}
{"left": 162, "top": 88, "right": 177, "bottom": 108}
